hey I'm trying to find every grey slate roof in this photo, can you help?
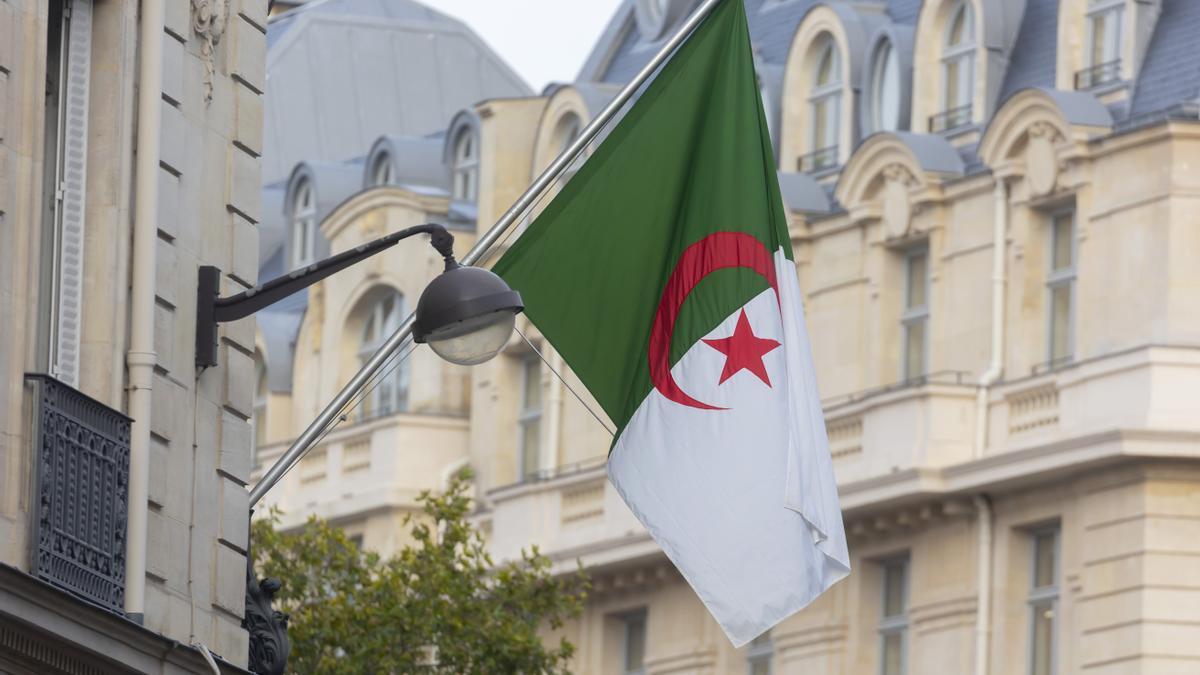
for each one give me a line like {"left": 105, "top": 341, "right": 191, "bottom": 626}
{"left": 263, "top": 0, "right": 533, "bottom": 183}
{"left": 997, "top": 0, "right": 1059, "bottom": 105}
{"left": 1129, "top": 0, "right": 1200, "bottom": 118}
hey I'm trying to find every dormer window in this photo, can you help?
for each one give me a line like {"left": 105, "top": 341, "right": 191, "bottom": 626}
{"left": 371, "top": 153, "right": 394, "bottom": 186}
{"left": 452, "top": 129, "right": 478, "bottom": 201}
{"left": 291, "top": 178, "right": 316, "bottom": 268}
{"left": 635, "top": 0, "right": 680, "bottom": 42}
{"left": 869, "top": 40, "right": 902, "bottom": 133}
{"left": 1078, "top": 0, "right": 1123, "bottom": 89}
{"left": 801, "top": 37, "right": 841, "bottom": 173}
{"left": 932, "top": 0, "right": 974, "bottom": 133}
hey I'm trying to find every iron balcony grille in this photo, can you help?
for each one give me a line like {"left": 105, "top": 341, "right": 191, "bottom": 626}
{"left": 797, "top": 146, "right": 839, "bottom": 173}
{"left": 1075, "top": 59, "right": 1121, "bottom": 90}
{"left": 929, "top": 104, "right": 973, "bottom": 134}
{"left": 25, "top": 373, "right": 130, "bottom": 614}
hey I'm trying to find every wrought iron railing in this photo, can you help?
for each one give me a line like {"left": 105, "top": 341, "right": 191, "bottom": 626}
{"left": 797, "top": 145, "right": 839, "bottom": 173}
{"left": 928, "top": 104, "right": 973, "bottom": 133}
{"left": 1074, "top": 59, "right": 1121, "bottom": 90}
{"left": 25, "top": 374, "right": 130, "bottom": 614}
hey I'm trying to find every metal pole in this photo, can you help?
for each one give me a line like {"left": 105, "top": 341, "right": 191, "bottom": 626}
{"left": 248, "top": 0, "right": 728, "bottom": 508}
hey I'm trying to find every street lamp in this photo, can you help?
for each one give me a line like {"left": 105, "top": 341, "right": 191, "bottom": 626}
{"left": 197, "top": 223, "right": 523, "bottom": 675}
{"left": 195, "top": 223, "right": 522, "bottom": 369}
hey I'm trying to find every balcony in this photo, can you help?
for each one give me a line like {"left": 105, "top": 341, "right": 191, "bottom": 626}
{"left": 253, "top": 410, "right": 469, "bottom": 531}
{"left": 25, "top": 374, "right": 130, "bottom": 614}
{"left": 485, "top": 458, "right": 654, "bottom": 573}
{"left": 821, "top": 371, "right": 978, "bottom": 490}
{"left": 797, "top": 146, "right": 839, "bottom": 174}
{"left": 1075, "top": 59, "right": 1122, "bottom": 91}
{"left": 928, "top": 104, "right": 973, "bottom": 134}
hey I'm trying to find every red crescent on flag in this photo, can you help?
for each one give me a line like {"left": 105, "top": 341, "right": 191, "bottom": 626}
{"left": 648, "top": 231, "right": 780, "bottom": 410}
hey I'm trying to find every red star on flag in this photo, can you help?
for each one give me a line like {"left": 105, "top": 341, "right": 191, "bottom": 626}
{"left": 702, "top": 309, "right": 781, "bottom": 386}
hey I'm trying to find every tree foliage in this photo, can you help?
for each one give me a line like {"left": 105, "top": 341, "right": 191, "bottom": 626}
{"left": 252, "top": 468, "right": 588, "bottom": 674}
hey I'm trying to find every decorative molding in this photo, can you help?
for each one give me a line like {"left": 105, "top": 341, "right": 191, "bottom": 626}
{"left": 192, "top": 0, "right": 230, "bottom": 104}
{"left": 245, "top": 572, "right": 290, "bottom": 675}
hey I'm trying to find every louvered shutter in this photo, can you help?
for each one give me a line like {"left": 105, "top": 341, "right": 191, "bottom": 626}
{"left": 50, "top": 0, "right": 92, "bottom": 387}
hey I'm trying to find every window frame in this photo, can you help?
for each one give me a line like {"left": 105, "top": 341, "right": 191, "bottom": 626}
{"left": 452, "top": 129, "right": 479, "bottom": 202}
{"left": 1086, "top": 0, "right": 1124, "bottom": 69}
{"left": 878, "top": 557, "right": 910, "bottom": 675}
{"left": 371, "top": 153, "right": 394, "bottom": 187}
{"left": 517, "top": 355, "right": 543, "bottom": 481}
{"left": 870, "top": 40, "right": 901, "bottom": 134}
{"left": 807, "top": 36, "right": 842, "bottom": 169}
{"left": 357, "top": 290, "right": 409, "bottom": 420}
{"left": 621, "top": 609, "right": 648, "bottom": 675}
{"left": 939, "top": 0, "right": 976, "bottom": 124}
{"left": 901, "top": 245, "right": 931, "bottom": 381}
{"left": 1045, "top": 209, "right": 1076, "bottom": 365}
{"left": 1027, "top": 525, "right": 1061, "bottom": 675}
{"left": 746, "top": 631, "right": 773, "bottom": 675}
{"left": 291, "top": 178, "right": 317, "bottom": 269}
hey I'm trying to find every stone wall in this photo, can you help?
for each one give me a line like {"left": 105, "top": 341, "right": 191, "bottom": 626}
{"left": 0, "top": 0, "right": 266, "bottom": 667}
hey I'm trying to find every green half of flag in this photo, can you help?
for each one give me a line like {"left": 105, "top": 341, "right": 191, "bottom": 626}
{"left": 492, "top": 0, "right": 791, "bottom": 436}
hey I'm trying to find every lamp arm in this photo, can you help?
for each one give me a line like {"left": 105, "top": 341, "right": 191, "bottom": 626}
{"left": 196, "top": 223, "right": 454, "bottom": 369}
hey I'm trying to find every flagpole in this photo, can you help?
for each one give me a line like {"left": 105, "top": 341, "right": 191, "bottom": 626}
{"left": 248, "top": 0, "right": 729, "bottom": 508}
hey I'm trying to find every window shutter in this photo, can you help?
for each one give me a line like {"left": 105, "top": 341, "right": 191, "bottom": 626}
{"left": 51, "top": 0, "right": 93, "bottom": 387}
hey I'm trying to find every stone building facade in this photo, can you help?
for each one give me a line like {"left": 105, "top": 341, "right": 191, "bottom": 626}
{"left": 255, "top": 1, "right": 1200, "bottom": 674}
{"left": 0, "top": 0, "right": 266, "bottom": 672}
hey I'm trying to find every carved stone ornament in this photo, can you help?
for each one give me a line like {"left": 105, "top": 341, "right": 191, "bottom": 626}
{"left": 245, "top": 568, "right": 291, "bottom": 675}
{"left": 192, "top": 0, "right": 230, "bottom": 104}
{"left": 1025, "top": 122, "right": 1062, "bottom": 197}
{"left": 881, "top": 163, "right": 916, "bottom": 239}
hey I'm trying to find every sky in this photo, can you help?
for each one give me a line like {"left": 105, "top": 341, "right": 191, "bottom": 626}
{"left": 419, "top": 0, "right": 627, "bottom": 92}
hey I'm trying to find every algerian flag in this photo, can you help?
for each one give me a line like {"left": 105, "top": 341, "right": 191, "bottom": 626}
{"left": 492, "top": 0, "right": 849, "bottom": 646}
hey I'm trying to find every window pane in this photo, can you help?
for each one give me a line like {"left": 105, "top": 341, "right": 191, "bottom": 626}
{"left": 906, "top": 252, "right": 927, "bottom": 309}
{"left": 948, "top": 5, "right": 965, "bottom": 46}
{"left": 875, "top": 44, "right": 900, "bottom": 132}
{"left": 882, "top": 632, "right": 903, "bottom": 675}
{"left": 625, "top": 615, "right": 646, "bottom": 671}
{"left": 520, "top": 419, "right": 540, "bottom": 478}
{"left": 814, "top": 99, "right": 828, "bottom": 149}
{"left": 905, "top": 320, "right": 926, "bottom": 379}
{"left": 1090, "top": 13, "right": 1108, "bottom": 66}
{"left": 945, "top": 59, "right": 959, "bottom": 108}
{"left": 523, "top": 359, "right": 541, "bottom": 409}
{"left": 1049, "top": 284, "right": 1072, "bottom": 362}
{"left": 1031, "top": 602, "right": 1054, "bottom": 675}
{"left": 1034, "top": 531, "right": 1057, "bottom": 588}
{"left": 749, "top": 658, "right": 770, "bottom": 675}
{"left": 1052, "top": 214, "right": 1074, "bottom": 270}
{"left": 883, "top": 563, "right": 906, "bottom": 616}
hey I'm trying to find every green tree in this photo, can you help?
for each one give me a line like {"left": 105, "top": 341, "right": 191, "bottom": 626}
{"left": 252, "top": 468, "right": 588, "bottom": 674}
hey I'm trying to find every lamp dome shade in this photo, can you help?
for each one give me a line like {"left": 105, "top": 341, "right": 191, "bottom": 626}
{"left": 414, "top": 265, "right": 524, "bottom": 365}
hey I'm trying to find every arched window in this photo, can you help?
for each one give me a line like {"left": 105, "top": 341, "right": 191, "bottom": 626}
{"left": 371, "top": 153, "right": 394, "bottom": 187}
{"left": 358, "top": 290, "right": 408, "bottom": 419}
{"left": 938, "top": 0, "right": 975, "bottom": 131}
{"left": 291, "top": 178, "right": 316, "bottom": 268}
{"left": 452, "top": 129, "right": 478, "bottom": 201}
{"left": 870, "top": 40, "right": 902, "bottom": 133}
{"left": 805, "top": 37, "right": 841, "bottom": 172}
{"left": 252, "top": 352, "right": 268, "bottom": 452}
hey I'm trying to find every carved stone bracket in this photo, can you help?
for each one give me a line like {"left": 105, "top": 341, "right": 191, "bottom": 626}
{"left": 245, "top": 567, "right": 290, "bottom": 675}
{"left": 192, "top": 0, "right": 230, "bottom": 104}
